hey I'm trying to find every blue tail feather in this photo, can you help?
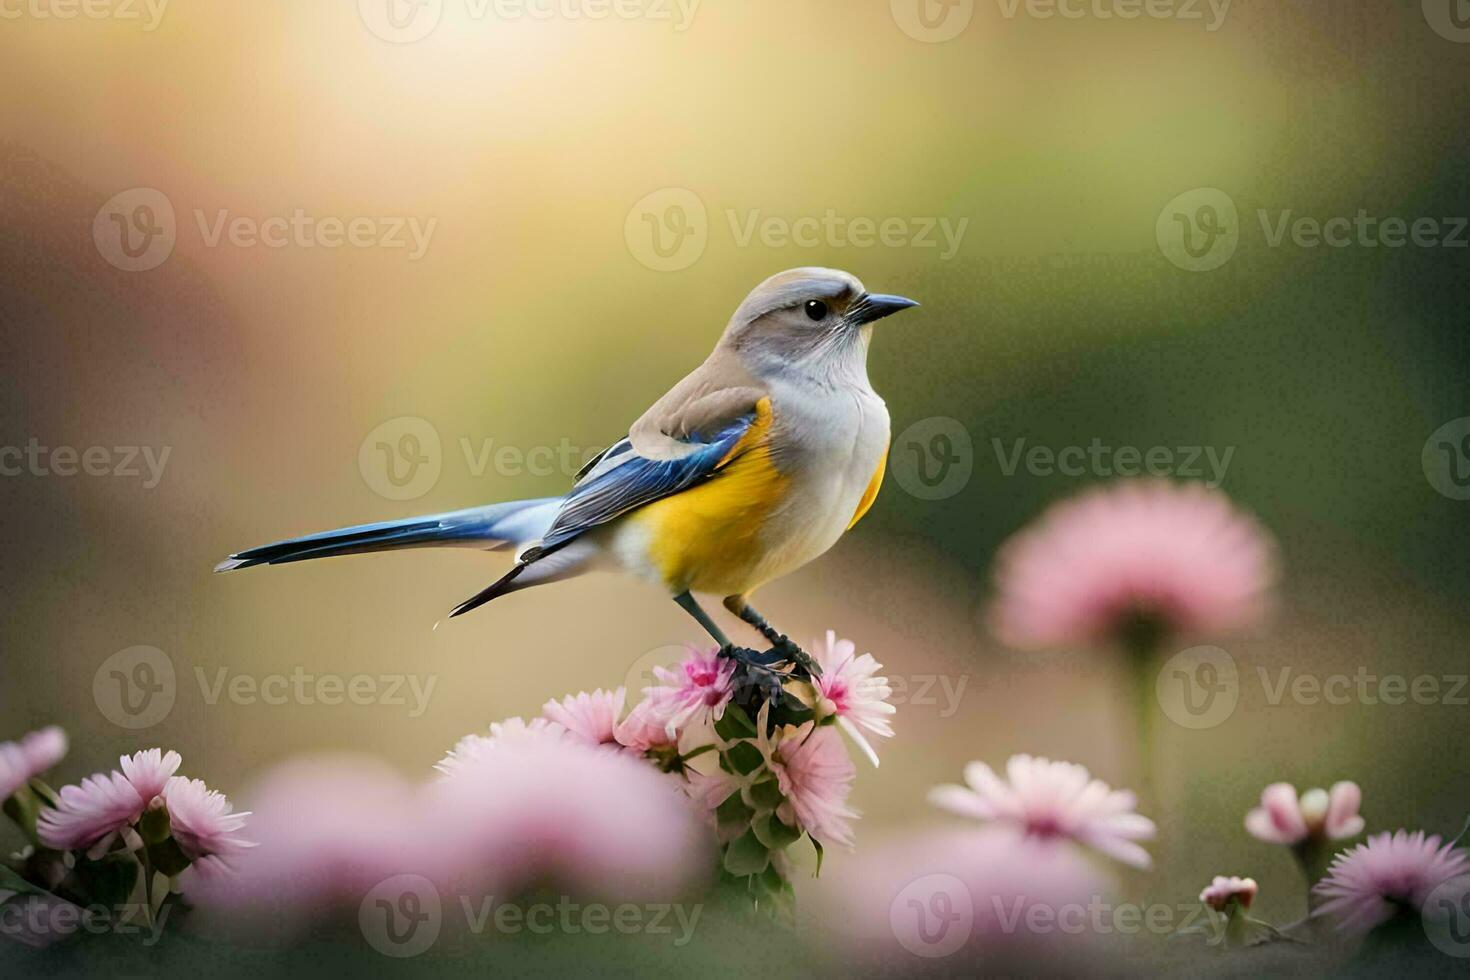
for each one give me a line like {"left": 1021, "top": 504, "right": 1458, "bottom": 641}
{"left": 215, "top": 498, "right": 562, "bottom": 572}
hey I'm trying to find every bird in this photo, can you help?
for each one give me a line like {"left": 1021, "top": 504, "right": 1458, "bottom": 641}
{"left": 215, "top": 267, "right": 919, "bottom": 677}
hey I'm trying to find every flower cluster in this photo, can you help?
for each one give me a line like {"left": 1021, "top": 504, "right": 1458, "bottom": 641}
{"left": 0, "top": 728, "right": 250, "bottom": 946}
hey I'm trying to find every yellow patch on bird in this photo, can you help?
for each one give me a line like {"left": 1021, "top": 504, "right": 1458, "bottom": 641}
{"left": 635, "top": 397, "right": 789, "bottom": 595}
{"left": 848, "top": 438, "right": 889, "bottom": 529}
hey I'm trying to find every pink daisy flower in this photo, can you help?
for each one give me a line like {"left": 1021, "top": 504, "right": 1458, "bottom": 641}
{"left": 1314, "top": 830, "right": 1470, "bottom": 933}
{"left": 0, "top": 726, "right": 67, "bottom": 801}
{"left": 1200, "top": 875, "right": 1258, "bottom": 911}
{"left": 613, "top": 696, "right": 678, "bottom": 752}
{"left": 631, "top": 646, "right": 736, "bottom": 741}
{"left": 761, "top": 722, "right": 858, "bottom": 848}
{"left": 38, "top": 748, "right": 182, "bottom": 857}
{"left": 1245, "top": 781, "right": 1364, "bottom": 845}
{"left": 989, "top": 480, "right": 1277, "bottom": 650}
{"left": 810, "top": 631, "right": 896, "bottom": 768}
{"left": 434, "top": 717, "right": 564, "bottom": 777}
{"left": 542, "top": 688, "right": 626, "bottom": 748}
{"left": 928, "top": 754, "right": 1156, "bottom": 869}
{"left": 162, "top": 776, "right": 255, "bottom": 871}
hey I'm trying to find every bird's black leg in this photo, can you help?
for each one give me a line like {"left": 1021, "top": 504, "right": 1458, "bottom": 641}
{"left": 673, "top": 591, "right": 794, "bottom": 710}
{"left": 724, "top": 596, "right": 822, "bottom": 679}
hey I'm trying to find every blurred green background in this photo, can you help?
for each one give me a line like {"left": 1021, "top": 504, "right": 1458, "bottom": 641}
{"left": 2, "top": 0, "right": 1468, "bottom": 973}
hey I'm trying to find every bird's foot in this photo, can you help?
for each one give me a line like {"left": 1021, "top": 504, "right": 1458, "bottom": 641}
{"left": 718, "top": 644, "right": 806, "bottom": 721}
{"left": 766, "top": 634, "right": 822, "bottom": 680}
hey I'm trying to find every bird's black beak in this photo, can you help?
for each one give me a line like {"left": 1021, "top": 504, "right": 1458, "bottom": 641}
{"left": 848, "top": 293, "right": 920, "bottom": 326}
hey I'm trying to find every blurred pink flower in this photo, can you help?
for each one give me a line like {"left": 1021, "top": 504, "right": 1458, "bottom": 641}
{"left": 1200, "top": 875, "right": 1258, "bottom": 911}
{"left": 0, "top": 726, "right": 67, "bottom": 800}
{"left": 989, "top": 480, "right": 1277, "bottom": 650}
{"left": 181, "top": 755, "right": 430, "bottom": 938}
{"left": 1245, "top": 781, "right": 1364, "bottom": 845}
{"left": 1314, "top": 830, "right": 1470, "bottom": 933}
{"left": 429, "top": 734, "right": 713, "bottom": 900}
{"left": 813, "top": 824, "right": 1111, "bottom": 969}
{"left": 929, "top": 754, "right": 1156, "bottom": 869}
{"left": 811, "top": 631, "right": 895, "bottom": 768}
{"left": 762, "top": 722, "right": 858, "bottom": 848}
{"left": 542, "top": 688, "right": 625, "bottom": 748}
{"left": 163, "top": 776, "right": 255, "bottom": 870}
{"left": 631, "top": 646, "right": 736, "bottom": 741}
{"left": 38, "top": 749, "right": 181, "bottom": 857}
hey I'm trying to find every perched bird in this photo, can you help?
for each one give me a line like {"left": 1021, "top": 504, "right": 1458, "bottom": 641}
{"left": 216, "top": 268, "right": 919, "bottom": 672}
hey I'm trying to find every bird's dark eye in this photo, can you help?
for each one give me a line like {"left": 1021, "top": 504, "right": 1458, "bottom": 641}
{"left": 804, "top": 300, "right": 828, "bottom": 322}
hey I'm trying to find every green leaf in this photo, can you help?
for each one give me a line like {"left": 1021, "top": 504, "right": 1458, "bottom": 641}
{"left": 148, "top": 837, "right": 191, "bottom": 878}
{"left": 749, "top": 808, "right": 802, "bottom": 852}
{"left": 0, "top": 863, "right": 49, "bottom": 899}
{"left": 748, "top": 777, "right": 782, "bottom": 811}
{"left": 724, "top": 741, "right": 764, "bottom": 775}
{"left": 722, "top": 830, "right": 770, "bottom": 877}
{"left": 715, "top": 791, "right": 752, "bottom": 829}
{"left": 810, "top": 837, "right": 824, "bottom": 877}
{"left": 71, "top": 854, "right": 141, "bottom": 909}
{"left": 714, "top": 705, "right": 757, "bottom": 740}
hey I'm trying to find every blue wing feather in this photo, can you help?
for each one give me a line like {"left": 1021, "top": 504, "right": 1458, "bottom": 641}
{"left": 538, "top": 414, "right": 755, "bottom": 551}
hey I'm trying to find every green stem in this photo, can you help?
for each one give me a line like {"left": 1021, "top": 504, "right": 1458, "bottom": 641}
{"left": 138, "top": 847, "right": 156, "bottom": 931}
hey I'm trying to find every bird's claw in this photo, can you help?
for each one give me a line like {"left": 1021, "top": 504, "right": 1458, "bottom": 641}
{"left": 769, "top": 634, "right": 821, "bottom": 679}
{"left": 718, "top": 645, "right": 787, "bottom": 709}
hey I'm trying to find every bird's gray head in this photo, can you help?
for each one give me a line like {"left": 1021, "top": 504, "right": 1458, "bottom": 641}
{"left": 720, "top": 267, "right": 919, "bottom": 381}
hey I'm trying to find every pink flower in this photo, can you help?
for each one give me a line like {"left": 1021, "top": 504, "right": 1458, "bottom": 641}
{"left": 1314, "top": 830, "right": 1470, "bottom": 933}
{"left": 810, "top": 631, "right": 895, "bottom": 768}
{"left": 0, "top": 726, "right": 67, "bottom": 801}
{"left": 1245, "top": 781, "right": 1364, "bottom": 845}
{"left": 542, "top": 688, "right": 625, "bottom": 747}
{"left": 627, "top": 646, "right": 736, "bottom": 741}
{"left": 613, "top": 696, "right": 677, "bottom": 752}
{"left": 429, "top": 734, "right": 714, "bottom": 900}
{"left": 812, "top": 825, "right": 1110, "bottom": 969}
{"left": 434, "top": 717, "right": 564, "bottom": 777}
{"left": 989, "top": 480, "right": 1277, "bottom": 650}
{"left": 38, "top": 749, "right": 182, "bottom": 857}
{"left": 764, "top": 722, "right": 858, "bottom": 848}
{"left": 1200, "top": 875, "right": 1258, "bottom": 911}
{"left": 162, "top": 776, "right": 255, "bottom": 870}
{"left": 181, "top": 755, "right": 435, "bottom": 941}
{"left": 929, "top": 754, "right": 1156, "bottom": 869}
